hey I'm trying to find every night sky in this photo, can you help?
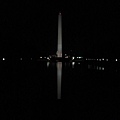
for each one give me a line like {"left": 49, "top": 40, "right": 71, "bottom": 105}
{"left": 0, "top": 1, "right": 120, "bottom": 58}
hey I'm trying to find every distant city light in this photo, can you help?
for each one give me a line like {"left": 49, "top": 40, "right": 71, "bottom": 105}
{"left": 99, "top": 59, "right": 101, "bottom": 61}
{"left": 20, "top": 58, "right": 22, "bottom": 60}
{"left": 77, "top": 57, "right": 83, "bottom": 59}
{"left": 3, "top": 58, "right": 5, "bottom": 61}
{"left": 115, "top": 59, "right": 118, "bottom": 62}
{"left": 31, "top": 58, "right": 32, "bottom": 60}
{"left": 102, "top": 67, "right": 104, "bottom": 70}
{"left": 102, "top": 58, "right": 104, "bottom": 61}
{"left": 47, "top": 57, "right": 50, "bottom": 60}
{"left": 40, "top": 57, "right": 42, "bottom": 58}
{"left": 88, "top": 58, "right": 92, "bottom": 61}
{"left": 106, "top": 59, "right": 108, "bottom": 61}
{"left": 72, "top": 57, "right": 75, "bottom": 60}
{"left": 86, "top": 58, "right": 87, "bottom": 60}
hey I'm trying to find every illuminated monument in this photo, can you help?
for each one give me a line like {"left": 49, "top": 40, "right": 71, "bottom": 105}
{"left": 50, "top": 12, "right": 71, "bottom": 61}
{"left": 56, "top": 12, "right": 62, "bottom": 58}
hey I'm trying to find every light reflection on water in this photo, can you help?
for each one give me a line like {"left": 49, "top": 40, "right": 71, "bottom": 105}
{"left": 57, "top": 62, "right": 62, "bottom": 99}
{"left": 0, "top": 60, "right": 119, "bottom": 119}
{"left": 46, "top": 61, "right": 120, "bottom": 99}
{"left": 47, "top": 62, "right": 62, "bottom": 99}
{"left": 88, "top": 64, "right": 105, "bottom": 70}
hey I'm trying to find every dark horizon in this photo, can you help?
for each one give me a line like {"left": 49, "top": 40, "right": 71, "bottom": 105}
{"left": 0, "top": 1, "right": 120, "bottom": 58}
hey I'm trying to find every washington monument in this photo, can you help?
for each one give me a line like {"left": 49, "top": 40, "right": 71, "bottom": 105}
{"left": 56, "top": 12, "right": 62, "bottom": 58}
{"left": 49, "top": 12, "right": 71, "bottom": 61}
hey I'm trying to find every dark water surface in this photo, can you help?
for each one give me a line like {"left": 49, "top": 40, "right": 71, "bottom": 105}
{"left": 0, "top": 61, "right": 119, "bottom": 119}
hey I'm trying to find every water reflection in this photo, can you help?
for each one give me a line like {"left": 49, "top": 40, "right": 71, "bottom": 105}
{"left": 57, "top": 62, "right": 62, "bottom": 99}
{"left": 88, "top": 64, "right": 105, "bottom": 70}
{"left": 47, "top": 62, "right": 50, "bottom": 67}
{"left": 72, "top": 62, "right": 75, "bottom": 68}
{"left": 46, "top": 61, "right": 120, "bottom": 99}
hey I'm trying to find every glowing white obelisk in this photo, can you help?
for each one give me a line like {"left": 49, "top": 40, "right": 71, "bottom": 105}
{"left": 56, "top": 12, "right": 62, "bottom": 58}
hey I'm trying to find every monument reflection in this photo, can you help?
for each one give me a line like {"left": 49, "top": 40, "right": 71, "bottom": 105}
{"left": 57, "top": 62, "right": 62, "bottom": 99}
